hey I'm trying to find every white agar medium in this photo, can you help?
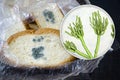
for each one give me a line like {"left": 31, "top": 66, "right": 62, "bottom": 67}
{"left": 60, "top": 5, "right": 115, "bottom": 60}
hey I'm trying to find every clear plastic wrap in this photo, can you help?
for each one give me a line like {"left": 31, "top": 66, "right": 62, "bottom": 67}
{"left": 0, "top": 0, "right": 114, "bottom": 80}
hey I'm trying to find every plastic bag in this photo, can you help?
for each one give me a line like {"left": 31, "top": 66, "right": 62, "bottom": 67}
{"left": 0, "top": 0, "right": 110, "bottom": 80}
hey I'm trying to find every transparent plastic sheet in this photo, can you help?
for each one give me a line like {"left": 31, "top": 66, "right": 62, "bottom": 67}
{"left": 0, "top": 0, "right": 117, "bottom": 80}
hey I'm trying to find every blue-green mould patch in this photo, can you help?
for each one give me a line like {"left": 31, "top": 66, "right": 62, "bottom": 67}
{"left": 33, "top": 36, "right": 44, "bottom": 42}
{"left": 33, "top": 39, "right": 36, "bottom": 42}
{"left": 43, "top": 9, "right": 55, "bottom": 24}
{"left": 37, "top": 36, "right": 44, "bottom": 42}
{"left": 32, "top": 46, "right": 44, "bottom": 59}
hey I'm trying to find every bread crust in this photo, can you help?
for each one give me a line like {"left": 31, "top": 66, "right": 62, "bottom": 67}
{"left": 7, "top": 30, "right": 36, "bottom": 44}
{"left": 6, "top": 28, "right": 76, "bottom": 69}
{"left": 7, "top": 28, "right": 59, "bottom": 44}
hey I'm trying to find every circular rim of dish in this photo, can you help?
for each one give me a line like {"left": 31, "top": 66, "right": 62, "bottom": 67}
{"left": 60, "top": 4, "right": 116, "bottom": 60}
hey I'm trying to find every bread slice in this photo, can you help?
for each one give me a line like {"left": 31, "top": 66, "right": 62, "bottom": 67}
{"left": 32, "top": 3, "right": 64, "bottom": 30}
{"left": 5, "top": 20, "right": 27, "bottom": 40}
{"left": 4, "top": 8, "right": 27, "bottom": 40}
{"left": 6, "top": 28, "right": 75, "bottom": 68}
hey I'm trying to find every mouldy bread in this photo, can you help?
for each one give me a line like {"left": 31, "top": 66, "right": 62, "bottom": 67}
{"left": 32, "top": 3, "right": 64, "bottom": 30}
{"left": 6, "top": 28, "right": 76, "bottom": 68}
{"left": 5, "top": 19, "right": 27, "bottom": 40}
{"left": 4, "top": 8, "right": 28, "bottom": 40}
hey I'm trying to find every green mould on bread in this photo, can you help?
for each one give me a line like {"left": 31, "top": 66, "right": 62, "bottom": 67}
{"left": 37, "top": 36, "right": 44, "bottom": 42}
{"left": 43, "top": 9, "right": 55, "bottom": 24}
{"left": 33, "top": 36, "right": 44, "bottom": 42}
{"left": 32, "top": 46, "right": 44, "bottom": 59}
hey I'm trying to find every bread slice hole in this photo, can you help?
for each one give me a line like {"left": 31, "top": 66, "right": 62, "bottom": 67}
{"left": 23, "top": 14, "right": 39, "bottom": 30}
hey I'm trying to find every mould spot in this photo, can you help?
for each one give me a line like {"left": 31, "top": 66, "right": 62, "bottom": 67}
{"left": 32, "top": 46, "right": 44, "bottom": 59}
{"left": 43, "top": 9, "right": 55, "bottom": 24}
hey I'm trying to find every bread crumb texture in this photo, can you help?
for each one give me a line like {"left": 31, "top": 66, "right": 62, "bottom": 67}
{"left": 6, "top": 28, "right": 76, "bottom": 68}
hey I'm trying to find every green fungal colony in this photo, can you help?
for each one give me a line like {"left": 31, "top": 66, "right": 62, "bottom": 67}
{"left": 64, "top": 41, "right": 90, "bottom": 59}
{"left": 65, "top": 16, "right": 93, "bottom": 59}
{"left": 90, "top": 11, "right": 108, "bottom": 58}
{"left": 64, "top": 11, "right": 114, "bottom": 59}
{"left": 111, "top": 24, "right": 115, "bottom": 38}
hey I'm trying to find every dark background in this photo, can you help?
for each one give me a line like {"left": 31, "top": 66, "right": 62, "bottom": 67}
{"left": 90, "top": 0, "right": 120, "bottom": 80}
{"left": 67, "top": 0, "right": 120, "bottom": 80}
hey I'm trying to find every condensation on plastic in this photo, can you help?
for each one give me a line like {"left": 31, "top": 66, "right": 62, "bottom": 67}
{"left": 0, "top": 0, "right": 107, "bottom": 80}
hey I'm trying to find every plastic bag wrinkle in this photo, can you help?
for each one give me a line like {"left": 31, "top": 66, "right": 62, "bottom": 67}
{"left": 0, "top": 0, "right": 104, "bottom": 80}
